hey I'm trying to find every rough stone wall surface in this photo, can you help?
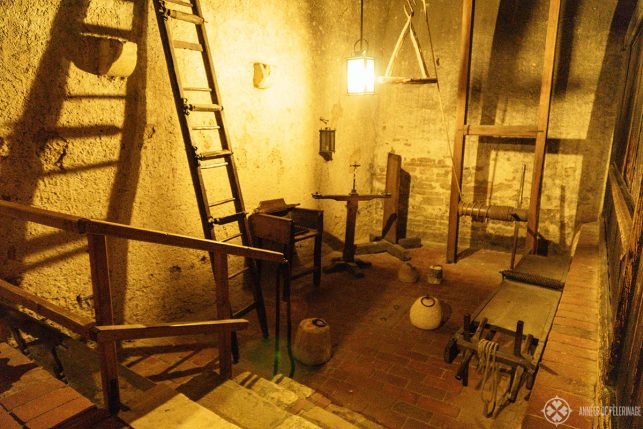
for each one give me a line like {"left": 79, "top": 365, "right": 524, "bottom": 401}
{"left": 0, "top": 0, "right": 628, "bottom": 323}
{"left": 0, "top": 0, "right": 322, "bottom": 323}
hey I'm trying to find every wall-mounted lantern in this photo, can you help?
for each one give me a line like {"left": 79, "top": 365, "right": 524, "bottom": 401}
{"left": 319, "top": 118, "right": 335, "bottom": 161}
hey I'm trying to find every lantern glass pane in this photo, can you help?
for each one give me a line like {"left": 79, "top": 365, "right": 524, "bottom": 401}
{"left": 347, "top": 56, "right": 375, "bottom": 94}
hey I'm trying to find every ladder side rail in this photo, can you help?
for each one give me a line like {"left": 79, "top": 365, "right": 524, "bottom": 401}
{"left": 527, "top": 0, "right": 562, "bottom": 252}
{"left": 154, "top": 0, "right": 216, "bottom": 241}
{"left": 192, "top": 0, "right": 252, "bottom": 245}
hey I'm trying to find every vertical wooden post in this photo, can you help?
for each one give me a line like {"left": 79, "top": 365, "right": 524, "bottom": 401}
{"left": 343, "top": 199, "right": 359, "bottom": 263}
{"left": 527, "top": 0, "right": 561, "bottom": 252}
{"left": 87, "top": 234, "right": 120, "bottom": 414}
{"left": 214, "top": 252, "right": 232, "bottom": 379}
{"left": 446, "top": 0, "right": 475, "bottom": 263}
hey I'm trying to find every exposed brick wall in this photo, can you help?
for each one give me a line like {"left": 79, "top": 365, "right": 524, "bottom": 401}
{"left": 522, "top": 223, "right": 602, "bottom": 429}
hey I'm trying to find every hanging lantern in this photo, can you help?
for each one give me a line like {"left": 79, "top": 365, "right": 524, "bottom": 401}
{"left": 346, "top": 0, "right": 375, "bottom": 95}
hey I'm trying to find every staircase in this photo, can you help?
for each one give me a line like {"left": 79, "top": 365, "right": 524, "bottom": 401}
{"left": 121, "top": 370, "right": 383, "bottom": 429}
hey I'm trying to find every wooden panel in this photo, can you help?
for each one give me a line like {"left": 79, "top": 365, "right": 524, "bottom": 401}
{"left": 527, "top": 0, "right": 562, "bottom": 252}
{"left": 93, "top": 319, "right": 248, "bottom": 342}
{"left": 446, "top": 0, "right": 475, "bottom": 263}
{"left": 87, "top": 234, "right": 120, "bottom": 414}
{"left": 0, "top": 278, "right": 94, "bottom": 338}
{"left": 249, "top": 213, "right": 293, "bottom": 245}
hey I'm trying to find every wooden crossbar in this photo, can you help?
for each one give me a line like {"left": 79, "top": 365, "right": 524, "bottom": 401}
{"left": 92, "top": 319, "right": 248, "bottom": 342}
{"left": 0, "top": 278, "right": 94, "bottom": 339}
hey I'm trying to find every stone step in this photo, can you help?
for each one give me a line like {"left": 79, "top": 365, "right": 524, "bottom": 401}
{"left": 270, "top": 374, "right": 384, "bottom": 429}
{"left": 235, "top": 372, "right": 359, "bottom": 429}
{"left": 196, "top": 379, "right": 321, "bottom": 429}
{"left": 120, "top": 384, "right": 239, "bottom": 429}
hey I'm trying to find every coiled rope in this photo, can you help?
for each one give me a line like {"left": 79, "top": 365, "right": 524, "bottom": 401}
{"left": 477, "top": 338, "right": 500, "bottom": 417}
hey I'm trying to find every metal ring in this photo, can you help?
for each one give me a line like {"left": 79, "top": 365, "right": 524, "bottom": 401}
{"left": 420, "top": 296, "right": 436, "bottom": 307}
{"left": 312, "top": 318, "right": 327, "bottom": 328}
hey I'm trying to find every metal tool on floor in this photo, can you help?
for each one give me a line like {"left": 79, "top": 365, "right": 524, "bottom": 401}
{"left": 444, "top": 254, "right": 570, "bottom": 416}
{"left": 153, "top": 0, "right": 269, "bottom": 362}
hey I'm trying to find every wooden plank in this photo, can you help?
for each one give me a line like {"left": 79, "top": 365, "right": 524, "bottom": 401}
{"left": 527, "top": 0, "right": 562, "bottom": 252}
{"left": 83, "top": 219, "right": 284, "bottom": 263}
{"left": 0, "top": 200, "right": 83, "bottom": 233}
{"left": 446, "top": 0, "right": 475, "bottom": 263}
{"left": 383, "top": 153, "right": 402, "bottom": 243}
{"left": 0, "top": 278, "right": 94, "bottom": 338}
{"left": 87, "top": 234, "right": 120, "bottom": 414}
{"left": 214, "top": 252, "right": 232, "bottom": 379}
{"left": 93, "top": 319, "right": 248, "bottom": 342}
{"left": 463, "top": 124, "right": 539, "bottom": 138}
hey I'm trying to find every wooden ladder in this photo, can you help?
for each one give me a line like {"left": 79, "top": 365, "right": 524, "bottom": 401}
{"left": 446, "top": 0, "right": 562, "bottom": 263}
{"left": 152, "top": 0, "right": 269, "bottom": 356}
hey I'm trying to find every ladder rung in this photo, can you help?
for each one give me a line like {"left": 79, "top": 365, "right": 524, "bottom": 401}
{"left": 164, "top": 0, "right": 193, "bottom": 7}
{"left": 173, "top": 40, "right": 203, "bottom": 51}
{"left": 192, "top": 125, "right": 221, "bottom": 131}
{"left": 463, "top": 125, "right": 539, "bottom": 138}
{"left": 210, "top": 212, "right": 246, "bottom": 225}
{"left": 210, "top": 197, "right": 236, "bottom": 207}
{"left": 183, "top": 87, "right": 212, "bottom": 92}
{"left": 197, "top": 150, "right": 232, "bottom": 160}
{"left": 186, "top": 103, "right": 223, "bottom": 113}
{"left": 233, "top": 303, "right": 256, "bottom": 318}
{"left": 222, "top": 233, "right": 243, "bottom": 243}
{"left": 199, "top": 161, "right": 228, "bottom": 170}
{"left": 229, "top": 266, "right": 251, "bottom": 280}
{"left": 167, "top": 9, "right": 204, "bottom": 25}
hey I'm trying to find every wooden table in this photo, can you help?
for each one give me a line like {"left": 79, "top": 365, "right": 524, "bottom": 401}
{"left": 313, "top": 191, "right": 390, "bottom": 277}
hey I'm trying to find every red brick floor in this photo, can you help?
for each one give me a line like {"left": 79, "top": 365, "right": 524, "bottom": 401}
{"left": 121, "top": 244, "right": 531, "bottom": 428}
{"left": 0, "top": 342, "right": 126, "bottom": 428}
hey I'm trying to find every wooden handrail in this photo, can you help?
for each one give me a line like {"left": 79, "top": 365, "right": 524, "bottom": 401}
{"left": 0, "top": 199, "right": 272, "bottom": 412}
{"left": 0, "top": 278, "right": 95, "bottom": 339}
{"left": 0, "top": 200, "right": 284, "bottom": 263}
{"left": 0, "top": 200, "right": 83, "bottom": 232}
{"left": 91, "top": 319, "right": 248, "bottom": 342}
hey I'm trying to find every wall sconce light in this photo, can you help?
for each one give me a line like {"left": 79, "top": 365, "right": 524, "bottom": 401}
{"left": 347, "top": 0, "right": 375, "bottom": 94}
{"left": 319, "top": 118, "right": 335, "bottom": 161}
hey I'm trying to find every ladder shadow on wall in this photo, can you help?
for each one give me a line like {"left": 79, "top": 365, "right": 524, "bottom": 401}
{"left": 0, "top": 0, "right": 149, "bottom": 326}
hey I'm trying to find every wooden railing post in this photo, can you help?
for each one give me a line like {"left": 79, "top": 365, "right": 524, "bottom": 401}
{"left": 214, "top": 251, "right": 232, "bottom": 379}
{"left": 87, "top": 234, "right": 120, "bottom": 414}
